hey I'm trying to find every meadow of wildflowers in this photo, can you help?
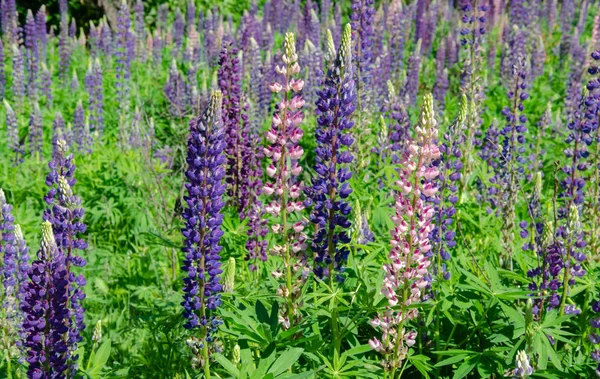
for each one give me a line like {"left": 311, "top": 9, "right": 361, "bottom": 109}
{"left": 3, "top": 0, "right": 600, "bottom": 378}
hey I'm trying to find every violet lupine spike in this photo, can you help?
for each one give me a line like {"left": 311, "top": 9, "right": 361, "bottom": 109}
{"left": 89, "top": 21, "right": 99, "bottom": 58}
{"left": 58, "top": 2, "right": 70, "bottom": 82}
{"left": 1, "top": 0, "right": 18, "bottom": 45}
{"left": 388, "top": 4, "right": 406, "bottom": 86}
{"left": 5, "top": 100, "right": 23, "bottom": 165}
{"left": 490, "top": 58, "right": 529, "bottom": 269}
{"left": 40, "top": 63, "right": 53, "bottom": 108}
{"left": 384, "top": 81, "right": 411, "bottom": 163}
{"left": 164, "top": 60, "right": 186, "bottom": 118}
{"left": 100, "top": 18, "right": 113, "bottom": 57}
{"left": 433, "top": 41, "right": 448, "bottom": 110}
{"left": 302, "top": 39, "right": 321, "bottom": 109}
{"left": 11, "top": 45, "right": 25, "bottom": 111}
{"left": 181, "top": 91, "right": 225, "bottom": 344}
{"left": 134, "top": 0, "right": 145, "bottom": 61}
{"left": 92, "top": 59, "right": 104, "bottom": 134}
{"left": 73, "top": 100, "right": 90, "bottom": 153}
{"left": 42, "top": 139, "right": 89, "bottom": 377}
{"left": 20, "top": 221, "right": 70, "bottom": 379}
{"left": 173, "top": 9, "right": 185, "bottom": 57}
{"left": 247, "top": 37, "right": 265, "bottom": 133}
{"left": 0, "top": 38, "right": 4, "bottom": 100}
{"left": 263, "top": 32, "right": 308, "bottom": 329}
{"left": 1, "top": 191, "right": 30, "bottom": 351}
{"left": 186, "top": 1, "right": 196, "bottom": 38}
{"left": 431, "top": 96, "right": 467, "bottom": 282}
{"left": 369, "top": 93, "right": 440, "bottom": 371}
{"left": 350, "top": 0, "right": 375, "bottom": 111}
{"left": 52, "top": 111, "right": 66, "bottom": 158}
{"left": 116, "top": 0, "right": 132, "bottom": 115}
{"left": 218, "top": 40, "right": 250, "bottom": 215}
{"left": 28, "top": 102, "right": 43, "bottom": 157}
{"left": 305, "top": 24, "right": 356, "bottom": 280}
{"left": 69, "top": 18, "right": 76, "bottom": 39}
{"left": 36, "top": 6, "right": 47, "bottom": 64}
{"left": 403, "top": 39, "right": 422, "bottom": 105}
{"left": 71, "top": 69, "right": 79, "bottom": 92}
{"left": 25, "top": 10, "right": 39, "bottom": 99}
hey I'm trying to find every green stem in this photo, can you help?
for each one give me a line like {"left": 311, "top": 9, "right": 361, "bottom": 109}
{"left": 202, "top": 340, "right": 211, "bottom": 379}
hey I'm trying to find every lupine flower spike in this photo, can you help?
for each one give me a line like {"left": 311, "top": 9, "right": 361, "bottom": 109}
{"left": 263, "top": 32, "right": 308, "bottom": 329}
{"left": 181, "top": 91, "right": 226, "bottom": 372}
{"left": 369, "top": 94, "right": 439, "bottom": 373}
{"left": 305, "top": 23, "right": 356, "bottom": 282}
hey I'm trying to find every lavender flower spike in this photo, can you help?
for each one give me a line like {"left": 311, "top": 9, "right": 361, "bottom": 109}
{"left": 181, "top": 92, "right": 225, "bottom": 357}
{"left": 305, "top": 23, "right": 356, "bottom": 281}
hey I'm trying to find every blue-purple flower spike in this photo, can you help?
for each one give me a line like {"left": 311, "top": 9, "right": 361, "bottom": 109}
{"left": 305, "top": 24, "right": 356, "bottom": 281}
{"left": 39, "top": 139, "right": 88, "bottom": 377}
{"left": 181, "top": 91, "right": 225, "bottom": 344}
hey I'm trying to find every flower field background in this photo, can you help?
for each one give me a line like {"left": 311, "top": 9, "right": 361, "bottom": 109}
{"left": 1, "top": 0, "right": 600, "bottom": 378}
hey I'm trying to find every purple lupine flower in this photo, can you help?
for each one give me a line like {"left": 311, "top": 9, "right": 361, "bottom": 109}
{"left": 321, "top": 0, "right": 331, "bottom": 34}
{"left": 333, "top": 2, "right": 342, "bottom": 46}
{"left": 181, "top": 91, "right": 225, "bottom": 344}
{"left": 73, "top": 100, "right": 91, "bottom": 153}
{"left": 186, "top": 0, "right": 196, "bottom": 38}
{"left": 100, "top": 18, "right": 113, "bottom": 57}
{"left": 69, "top": 18, "right": 76, "bottom": 40}
{"left": 24, "top": 10, "right": 39, "bottom": 99}
{"left": 35, "top": 6, "right": 47, "bottom": 65}
{"left": 133, "top": 0, "right": 145, "bottom": 61}
{"left": 164, "top": 60, "right": 186, "bottom": 118}
{"left": 20, "top": 221, "right": 70, "bottom": 379}
{"left": 52, "top": 111, "right": 66, "bottom": 158}
{"left": 490, "top": 57, "right": 529, "bottom": 269}
{"left": 433, "top": 41, "right": 448, "bottom": 111}
{"left": 28, "top": 102, "right": 43, "bottom": 157}
{"left": 1, "top": 0, "right": 18, "bottom": 45}
{"left": 388, "top": 4, "right": 406, "bottom": 85}
{"left": 431, "top": 96, "right": 467, "bottom": 282}
{"left": 173, "top": 9, "right": 185, "bottom": 57}
{"left": 385, "top": 82, "right": 411, "bottom": 162}
{"left": 5, "top": 100, "right": 23, "bottom": 165}
{"left": 530, "top": 33, "right": 546, "bottom": 79}
{"left": 350, "top": 0, "right": 375, "bottom": 110}
{"left": 11, "top": 45, "right": 25, "bottom": 110}
{"left": 40, "top": 63, "right": 53, "bottom": 108}
{"left": 302, "top": 39, "right": 322, "bottom": 109}
{"left": 305, "top": 24, "right": 356, "bottom": 280}
{"left": 92, "top": 59, "right": 104, "bottom": 134}
{"left": 403, "top": 39, "right": 422, "bottom": 105}
{"left": 89, "top": 21, "right": 99, "bottom": 58}
{"left": 152, "top": 29, "right": 163, "bottom": 67}
{"left": 564, "top": 42, "right": 586, "bottom": 121}
{"left": 41, "top": 139, "right": 88, "bottom": 377}
{"left": 70, "top": 69, "right": 79, "bottom": 92}
{"left": 158, "top": 3, "right": 168, "bottom": 34}
{"left": 248, "top": 37, "right": 265, "bottom": 131}
{"left": 1, "top": 191, "right": 30, "bottom": 348}
{"left": 58, "top": 1, "right": 70, "bottom": 82}
{"left": 116, "top": 0, "right": 131, "bottom": 114}
{"left": 218, "top": 40, "right": 251, "bottom": 216}
{"left": 414, "top": 0, "right": 427, "bottom": 44}
{"left": 0, "top": 38, "right": 4, "bottom": 100}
